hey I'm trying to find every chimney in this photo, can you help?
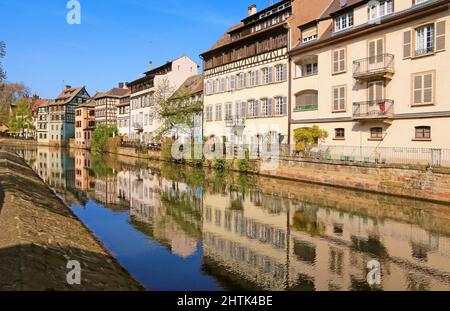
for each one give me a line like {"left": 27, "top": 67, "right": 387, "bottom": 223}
{"left": 118, "top": 82, "right": 124, "bottom": 89}
{"left": 64, "top": 85, "right": 72, "bottom": 90}
{"left": 148, "top": 61, "right": 153, "bottom": 71}
{"left": 248, "top": 4, "right": 257, "bottom": 17}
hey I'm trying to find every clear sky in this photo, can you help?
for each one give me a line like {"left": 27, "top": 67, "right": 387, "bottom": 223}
{"left": 0, "top": 0, "right": 277, "bottom": 98}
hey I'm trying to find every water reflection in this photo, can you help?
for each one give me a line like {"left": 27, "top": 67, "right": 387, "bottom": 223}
{"left": 15, "top": 146, "right": 450, "bottom": 291}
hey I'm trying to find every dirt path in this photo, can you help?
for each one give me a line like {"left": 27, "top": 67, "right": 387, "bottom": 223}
{"left": 0, "top": 149, "right": 144, "bottom": 291}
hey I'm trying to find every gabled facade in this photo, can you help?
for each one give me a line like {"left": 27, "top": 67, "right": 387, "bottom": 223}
{"left": 200, "top": 0, "right": 332, "bottom": 154}
{"left": 290, "top": 0, "right": 450, "bottom": 153}
{"left": 75, "top": 100, "right": 96, "bottom": 149}
{"left": 165, "top": 74, "right": 204, "bottom": 144}
{"left": 49, "top": 85, "right": 90, "bottom": 146}
{"left": 127, "top": 56, "right": 199, "bottom": 144}
{"left": 94, "top": 83, "right": 130, "bottom": 126}
{"left": 36, "top": 100, "right": 50, "bottom": 145}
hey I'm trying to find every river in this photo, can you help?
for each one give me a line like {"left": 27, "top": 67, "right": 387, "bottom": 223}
{"left": 13, "top": 145, "right": 450, "bottom": 291}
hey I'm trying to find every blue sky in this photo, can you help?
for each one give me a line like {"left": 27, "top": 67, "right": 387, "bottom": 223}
{"left": 0, "top": 0, "right": 275, "bottom": 98}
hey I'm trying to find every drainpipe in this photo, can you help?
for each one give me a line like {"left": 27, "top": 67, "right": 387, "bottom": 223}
{"left": 286, "top": 23, "right": 292, "bottom": 148}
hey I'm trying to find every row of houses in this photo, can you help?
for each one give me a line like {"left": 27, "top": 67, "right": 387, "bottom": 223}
{"left": 34, "top": 0, "right": 450, "bottom": 153}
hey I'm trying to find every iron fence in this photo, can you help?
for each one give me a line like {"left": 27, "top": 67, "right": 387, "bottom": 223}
{"left": 280, "top": 144, "right": 450, "bottom": 167}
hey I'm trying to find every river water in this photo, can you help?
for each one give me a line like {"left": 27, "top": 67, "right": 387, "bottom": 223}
{"left": 14, "top": 146, "right": 450, "bottom": 291}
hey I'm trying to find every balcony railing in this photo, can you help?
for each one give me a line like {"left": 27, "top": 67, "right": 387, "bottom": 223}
{"left": 353, "top": 99, "right": 394, "bottom": 120}
{"left": 353, "top": 54, "right": 395, "bottom": 79}
{"left": 133, "top": 123, "right": 143, "bottom": 131}
{"left": 226, "top": 116, "right": 246, "bottom": 128}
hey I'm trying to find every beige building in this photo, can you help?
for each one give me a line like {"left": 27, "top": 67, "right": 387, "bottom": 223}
{"left": 289, "top": 0, "right": 450, "bottom": 161}
{"left": 75, "top": 100, "right": 95, "bottom": 149}
{"left": 94, "top": 83, "right": 130, "bottom": 127}
{"left": 128, "top": 56, "right": 199, "bottom": 144}
{"left": 200, "top": 0, "right": 332, "bottom": 155}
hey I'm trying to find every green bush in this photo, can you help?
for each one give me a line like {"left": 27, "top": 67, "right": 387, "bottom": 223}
{"left": 294, "top": 125, "right": 329, "bottom": 156}
{"left": 212, "top": 158, "right": 229, "bottom": 171}
{"left": 237, "top": 149, "right": 251, "bottom": 172}
{"left": 91, "top": 125, "right": 118, "bottom": 154}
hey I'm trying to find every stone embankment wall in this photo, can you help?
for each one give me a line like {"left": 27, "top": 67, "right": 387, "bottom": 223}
{"left": 0, "top": 148, "right": 143, "bottom": 291}
{"left": 258, "top": 158, "right": 450, "bottom": 203}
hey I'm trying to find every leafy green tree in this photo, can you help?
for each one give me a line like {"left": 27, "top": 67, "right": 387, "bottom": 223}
{"left": 294, "top": 125, "right": 329, "bottom": 156}
{"left": 0, "top": 82, "right": 30, "bottom": 126}
{"left": 156, "top": 77, "right": 202, "bottom": 141}
{"left": 9, "top": 98, "right": 34, "bottom": 136}
{"left": 91, "top": 125, "right": 118, "bottom": 154}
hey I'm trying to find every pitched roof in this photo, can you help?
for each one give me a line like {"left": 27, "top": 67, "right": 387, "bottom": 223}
{"left": 320, "top": 0, "right": 366, "bottom": 19}
{"left": 32, "top": 98, "right": 48, "bottom": 112}
{"left": 55, "top": 86, "right": 87, "bottom": 105}
{"left": 94, "top": 87, "right": 130, "bottom": 99}
{"left": 205, "top": 22, "right": 244, "bottom": 53}
{"left": 171, "top": 74, "right": 203, "bottom": 99}
{"left": 77, "top": 99, "right": 95, "bottom": 109}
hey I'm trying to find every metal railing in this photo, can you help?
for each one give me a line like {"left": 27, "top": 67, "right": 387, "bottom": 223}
{"left": 226, "top": 116, "right": 246, "bottom": 128}
{"left": 353, "top": 54, "right": 395, "bottom": 78}
{"left": 280, "top": 144, "right": 450, "bottom": 168}
{"left": 415, "top": 47, "right": 434, "bottom": 57}
{"left": 353, "top": 99, "right": 394, "bottom": 119}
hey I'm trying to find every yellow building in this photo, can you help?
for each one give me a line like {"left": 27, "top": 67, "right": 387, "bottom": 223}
{"left": 290, "top": 0, "right": 450, "bottom": 160}
{"left": 74, "top": 100, "right": 95, "bottom": 149}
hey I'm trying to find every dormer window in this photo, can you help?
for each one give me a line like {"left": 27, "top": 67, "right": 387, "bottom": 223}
{"left": 334, "top": 12, "right": 353, "bottom": 32}
{"left": 369, "top": 0, "right": 393, "bottom": 21}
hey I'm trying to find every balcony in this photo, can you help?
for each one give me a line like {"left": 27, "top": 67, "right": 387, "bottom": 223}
{"left": 133, "top": 123, "right": 143, "bottom": 132}
{"left": 353, "top": 99, "right": 394, "bottom": 120}
{"left": 226, "top": 116, "right": 246, "bottom": 128}
{"left": 353, "top": 54, "right": 395, "bottom": 80}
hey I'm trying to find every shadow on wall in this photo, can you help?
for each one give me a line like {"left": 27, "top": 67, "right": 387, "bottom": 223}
{"left": 0, "top": 244, "right": 144, "bottom": 291}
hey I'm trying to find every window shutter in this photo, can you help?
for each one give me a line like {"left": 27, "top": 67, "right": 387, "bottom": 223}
{"left": 268, "top": 98, "right": 273, "bottom": 116}
{"left": 423, "top": 73, "right": 433, "bottom": 103}
{"left": 403, "top": 30, "right": 411, "bottom": 58}
{"left": 375, "top": 82, "right": 383, "bottom": 101}
{"left": 333, "top": 50, "right": 339, "bottom": 73}
{"left": 376, "top": 39, "right": 384, "bottom": 63}
{"left": 255, "top": 70, "right": 259, "bottom": 86}
{"left": 339, "top": 49, "right": 345, "bottom": 72}
{"left": 436, "top": 21, "right": 446, "bottom": 52}
{"left": 340, "top": 87, "right": 346, "bottom": 110}
{"left": 414, "top": 75, "right": 423, "bottom": 104}
{"left": 282, "top": 64, "right": 288, "bottom": 81}
{"left": 268, "top": 67, "right": 273, "bottom": 83}
{"left": 333, "top": 87, "right": 339, "bottom": 111}
{"left": 282, "top": 97, "right": 288, "bottom": 115}
{"left": 255, "top": 100, "right": 260, "bottom": 117}
{"left": 369, "top": 83, "right": 375, "bottom": 102}
{"left": 369, "top": 41, "right": 376, "bottom": 64}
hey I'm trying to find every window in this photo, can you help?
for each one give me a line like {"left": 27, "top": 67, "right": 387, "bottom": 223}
{"left": 332, "top": 86, "right": 346, "bottom": 112}
{"left": 368, "top": 0, "right": 393, "bottom": 21}
{"left": 248, "top": 100, "right": 259, "bottom": 117}
{"left": 262, "top": 67, "right": 273, "bottom": 84}
{"left": 275, "top": 97, "right": 287, "bottom": 116}
{"left": 228, "top": 75, "right": 236, "bottom": 91}
{"left": 296, "top": 62, "right": 318, "bottom": 77}
{"left": 370, "top": 127, "right": 383, "bottom": 140}
{"left": 303, "top": 34, "right": 317, "bottom": 43}
{"left": 334, "top": 12, "right": 353, "bottom": 32}
{"left": 215, "top": 104, "right": 222, "bottom": 121}
{"left": 415, "top": 126, "right": 431, "bottom": 140}
{"left": 335, "top": 128, "right": 345, "bottom": 140}
{"left": 412, "top": 71, "right": 435, "bottom": 105}
{"left": 275, "top": 64, "right": 287, "bottom": 82}
{"left": 332, "top": 48, "right": 346, "bottom": 74}
{"left": 261, "top": 98, "right": 272, "bottom": 117}
{"left": 225, "top": 102, "right": 233, "bottom": 120}
{"left": 250, "top": 70, "right": 259, "bottom": 87}
{"left": 206, "top": 106, "right": 213, "bottom": 121}
{"left": 218, "top": 78, "right": 225, "bottom": 93}
{"left": 295, "top": 90, "right": 318, "bottom": 111}
{"left": 368, "top": 81, "right": 384, "bottom": 102}
{"left": 416, "top": 24, "right": 435, "bottom": 56}
{"left": 238, "top": 72, "right": 246, "bottom": 89}
{"left": 208, "top": 80, "right": 214, "bottom": 95}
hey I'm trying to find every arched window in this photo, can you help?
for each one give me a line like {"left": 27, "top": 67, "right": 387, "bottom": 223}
{"left": 295, "top": 90, "right": 318, "bottom": 111}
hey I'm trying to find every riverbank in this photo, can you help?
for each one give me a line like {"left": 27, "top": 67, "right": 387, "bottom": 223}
{"left": 3, "top": 137, "right": 450, "bottom": 203}
{"left": 0, "top": 148, "right": 144, "bottom": 290}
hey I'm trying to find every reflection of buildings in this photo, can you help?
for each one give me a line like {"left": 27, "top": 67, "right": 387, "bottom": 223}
{"left": 202, "top": 189, "right": 450, "bottom": 291}
{"left": 74, "top": 149, "right": 94, "bottom": 193}
{"left": 127, "top": 169, "right": 202, "bottom": 259}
